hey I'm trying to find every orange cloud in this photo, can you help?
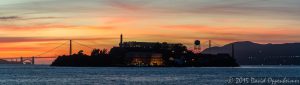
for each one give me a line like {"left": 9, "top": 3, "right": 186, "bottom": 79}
{"left": 0, "top": 37, "right": 118, "bottom": 43}
{"left": 0, "top": 24, "right": 74, "bottom": 31}
{"left": 161, "top": 24, "right": 300, "bottom": 43}
{"left": 162, "top": 24, "right": 300, "bottom": 35}
{"left": 108, "top": 0, "right": 142, "bottom": 11}
{"left": 0, "top": 47, "right": 40, "bottom": 51}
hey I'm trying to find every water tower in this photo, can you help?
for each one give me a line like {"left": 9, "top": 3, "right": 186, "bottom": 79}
{"left": 194, "top": 40, "right": 201, "bottom": 52}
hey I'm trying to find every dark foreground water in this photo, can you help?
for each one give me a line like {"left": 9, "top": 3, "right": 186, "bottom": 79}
{"left": 0, "top": 65, "right": 300, "bottom": 85}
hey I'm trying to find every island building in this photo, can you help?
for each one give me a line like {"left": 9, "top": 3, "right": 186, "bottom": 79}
{"left": 125, "top": 52, "right": 163, "bottom": 66}
{"left": 112, "top": 34, "right": 187, "bottom": 66}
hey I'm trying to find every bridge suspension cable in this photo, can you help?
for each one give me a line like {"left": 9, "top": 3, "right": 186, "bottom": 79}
{"left": 76, "top": 40, "right": 102, "bottom": 48}
{"left": 35, "top": 41, "right": 68, "bottom": 57}
{"left": 73, "top": 41, "right": 95, "bottom": 50}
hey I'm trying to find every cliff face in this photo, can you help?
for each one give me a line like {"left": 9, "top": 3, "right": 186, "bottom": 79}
{"left": 202, "top": 41, "right": 300, "bottom": 65}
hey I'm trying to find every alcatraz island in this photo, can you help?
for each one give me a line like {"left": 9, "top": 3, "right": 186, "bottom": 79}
{"left": 51, "top": 34, "right": 239, "bottom": 67}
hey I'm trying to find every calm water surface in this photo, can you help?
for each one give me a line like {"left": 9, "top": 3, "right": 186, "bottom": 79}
{"left": 0, "top": 65, "right": 299, "bottom": 85}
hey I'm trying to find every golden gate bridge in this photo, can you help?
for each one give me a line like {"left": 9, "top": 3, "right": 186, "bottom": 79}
{"left": 0, "top": 40, "right": 96, "bottom": 65}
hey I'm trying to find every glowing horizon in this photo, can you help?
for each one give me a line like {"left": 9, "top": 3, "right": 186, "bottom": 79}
{"left": 1, "top": 0, "right": 300, "bottom": 59}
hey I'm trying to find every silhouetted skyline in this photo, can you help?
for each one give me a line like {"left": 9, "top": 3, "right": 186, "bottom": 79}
{"left": 0, "top": 0, "right": 300, "bottom": 62}
{"left": 51, "top": 38, "right": 239, "bottom": 67}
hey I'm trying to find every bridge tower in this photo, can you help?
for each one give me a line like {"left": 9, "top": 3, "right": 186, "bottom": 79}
{"left": 32, "top": 56, "right": 35, "bottom": 65}
{"left": 70, "top": 40, "right": 72, "bottom": 56}
{"left": 208, "top": 40, "right": 212, "bottom": 48}
{"left": 20, "top": 57, "right": 24, "bottom": 63}
{"left": 119, "top": 34, "right": 123, "bottom": 47}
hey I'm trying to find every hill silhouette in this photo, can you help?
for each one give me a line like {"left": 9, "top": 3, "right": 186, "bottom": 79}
{"left": 202, "top": 41, "right": 300, "bottom": 65}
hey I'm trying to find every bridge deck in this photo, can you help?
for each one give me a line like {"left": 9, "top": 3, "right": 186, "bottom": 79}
{"left": 0, "top": 57, "right": 57, "bottom": 60}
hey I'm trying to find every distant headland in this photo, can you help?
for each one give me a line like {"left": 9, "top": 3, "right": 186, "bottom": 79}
{"left": 202, "top": 41, "right": 300, "bottom": 65}
{"left": 51, "top": 34, "right": 239, "bottom": 67}
{"left": 0, "top": 59, "right": 23, "bottom": 64}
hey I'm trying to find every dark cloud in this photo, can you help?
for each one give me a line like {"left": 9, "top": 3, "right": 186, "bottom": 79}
{"left": 0, "top": 15, "right": 64, "bottom": 21}
{"left": 0, "top": 37, "right": 118, "bottom": 43}
{"left": 0, "top": 37, "right": 64, "bottom": 43}
{"left": 3, "top": 0, "right": 300, "bottom": 20}
{"left": 22, "top": 16, "right": 65, "bottom": 20}
{"left": 0, "top": 16, "right": 20, "bottom": 21}
{"left": 0, "top": 23, "right": 74, "bottom": 30}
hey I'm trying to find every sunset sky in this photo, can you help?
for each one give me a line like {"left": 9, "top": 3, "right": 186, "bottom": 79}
{"left": 0, "top": 0, "right": 300, "bottom": 59}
